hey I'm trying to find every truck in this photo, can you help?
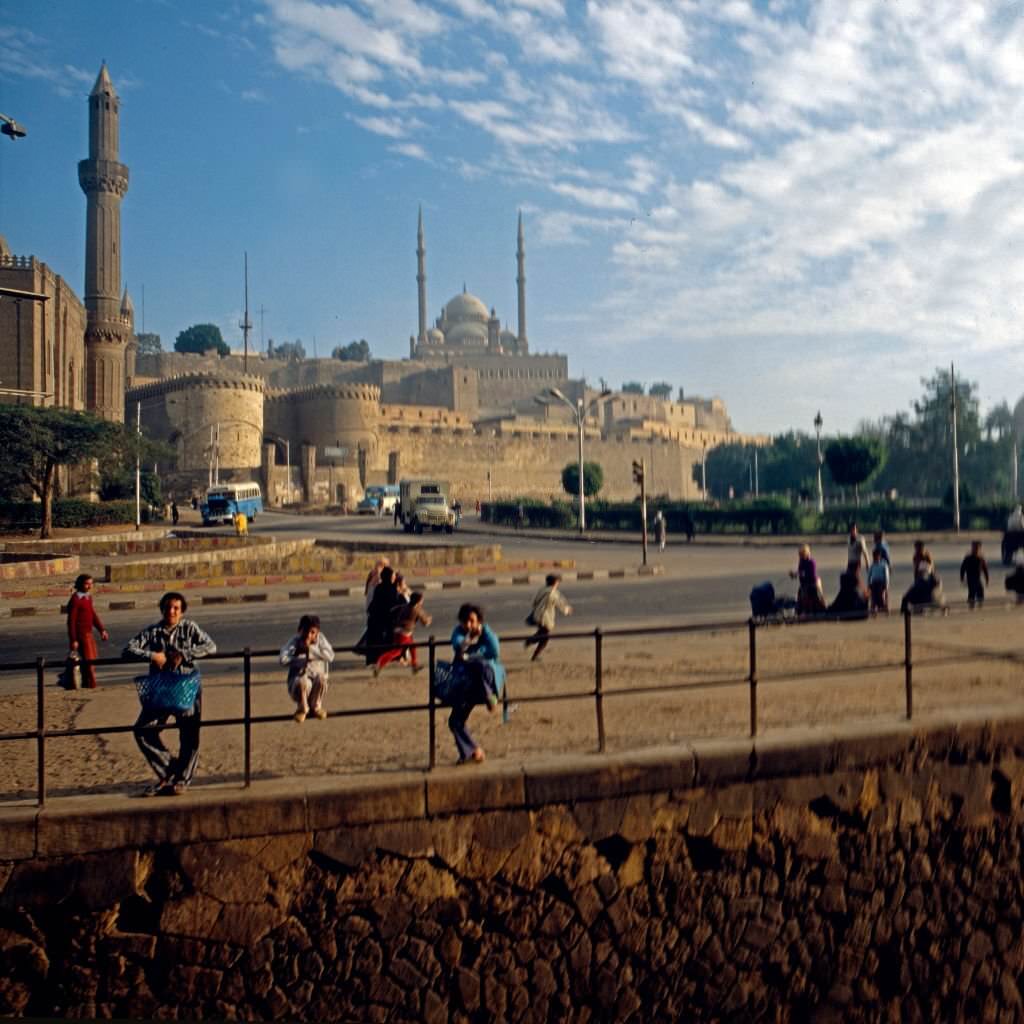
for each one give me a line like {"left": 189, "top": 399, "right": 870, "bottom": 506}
{"left": 399, "top": 478, "right": 456, "bottom": 534}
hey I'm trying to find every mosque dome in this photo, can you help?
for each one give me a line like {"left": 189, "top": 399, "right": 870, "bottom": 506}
{"left": 427, "top": 327, "right": 445, "bottom": 345}
{"left": 446, "top": 321, "right": 488, "bottom": 347}
{"left": 499, "top": 328, "right": 517, "bottom": 348}
{"left": 443, "top": 291, "right": 489, "bottom": 325}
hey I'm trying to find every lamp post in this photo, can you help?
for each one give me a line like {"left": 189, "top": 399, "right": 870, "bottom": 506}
{"left": 538, "top": 387, "right": 611, "bottom": 533}
{"left": 814, "top": 411, "right": 824, "bottom": 514}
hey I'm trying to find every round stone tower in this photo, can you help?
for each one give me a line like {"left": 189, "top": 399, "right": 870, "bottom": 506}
{"left": 78, "top": 63, "right": 130, "bottom": 422}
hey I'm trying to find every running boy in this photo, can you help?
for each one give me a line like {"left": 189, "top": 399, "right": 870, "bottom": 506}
{"left": 375, "top": 592, "right": 432, "bottom": 675}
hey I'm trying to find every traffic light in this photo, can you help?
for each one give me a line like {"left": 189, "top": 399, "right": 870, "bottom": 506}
{"left": 632, "top": 460, "right": 644, "bottom": 485}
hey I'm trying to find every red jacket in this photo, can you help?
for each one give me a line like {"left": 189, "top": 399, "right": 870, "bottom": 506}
{"left": 67, "top": 593, "right": 106, "bottom": 643}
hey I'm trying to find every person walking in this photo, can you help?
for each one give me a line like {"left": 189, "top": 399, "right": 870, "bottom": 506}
{"left": 524, "top": 574, "right": 573, "bottom": 662}
{"left": 375, "top": 592, "right": 432, "bottom": 675}
{"left": 124, "top": 592, "right": 217, "bottom": 796}
{"left": 447, "top": 603, "right": 505, "bottom": 764}
{"left": 171, "top": 501, "right": 179, "bottom": 526}
{"left": 654, "top": 510, "right": 667, "bottom": 553}
{"left": 872, "top": 530, "right": 891, "bottom": 568}
{"left": 364, "top": 566, "right": 399, "bottom": 665}
{"left": 846, "top": 523, "right": 870, "bottom": 576}
{"left": 67, "top": 573, "right": 109, "bottom": 689}
{"left": 959, "top": 540, "right": 990, "bottom": 609}
{"left": 280, "top": 614, "right": 335, "bottom": 721}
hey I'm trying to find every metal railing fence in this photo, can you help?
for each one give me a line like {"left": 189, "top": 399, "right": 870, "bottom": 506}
{"left": 1, "top": 599, "right": 1022, "bottom": 808}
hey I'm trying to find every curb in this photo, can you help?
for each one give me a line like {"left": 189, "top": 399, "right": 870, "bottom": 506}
{"left": 0, "top": 565, "right": 663, "bottom": 618}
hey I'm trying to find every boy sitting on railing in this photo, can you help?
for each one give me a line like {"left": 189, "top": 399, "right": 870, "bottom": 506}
{"left": 279, "top": 614, "right": 335, "bottom": 722}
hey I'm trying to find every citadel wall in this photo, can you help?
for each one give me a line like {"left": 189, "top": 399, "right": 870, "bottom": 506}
{"left": 127, "top": 373, "right": 265, "bottom": 472}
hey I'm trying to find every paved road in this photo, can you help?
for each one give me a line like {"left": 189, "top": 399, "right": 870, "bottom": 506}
{"left": 0, "top": 532, "right": 996, "bottom": 694}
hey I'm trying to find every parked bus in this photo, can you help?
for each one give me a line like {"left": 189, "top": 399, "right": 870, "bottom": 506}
{"left": 201, "top": 482, "right": 263, "bottom": 526}
{"left": 357, "top": 484, "right": 400, "bottom": 516}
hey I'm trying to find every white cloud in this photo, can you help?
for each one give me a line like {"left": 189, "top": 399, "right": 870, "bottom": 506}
{"left": 391, "top": 141, "right": 431, "bottom": 160}
{"left": 587, "top": 0, "right": 694, "bottom": 89}
{"left": 550, "top": 182, "right": 637, "bottom": 212}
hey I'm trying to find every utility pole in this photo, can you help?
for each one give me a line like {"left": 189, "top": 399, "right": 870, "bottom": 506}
{"left": 633, "top": 459, "right": 647, "bottom": 566}
{"left": 754, "top": 447, "right": 759, "bottom": 497}
{"left": 951, "top": 362, "right": 961, "bottom": 533}
{"left": 240, "top": 253, "right": 253, "bottom": 374}
{"left": 135, "top": 401, "right": 141, "bottom": 530}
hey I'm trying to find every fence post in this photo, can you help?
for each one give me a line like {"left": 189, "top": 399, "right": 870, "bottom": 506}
{"left": 748, "top": 619, "right": 758, "bottom": 738}
{"left": 36, "top": 656, "right": 46, "bottom": 808}
{"left": 903, "top": 609, "right": 913, "bottom": 720}
{"left": 243, "top": 647, "right": 252, "bottom": 788}
{"left": 428, "top": 636, "right": 436, "bottom": 770}
{"left": 594, "top": 628, "right": 606, "bottom": 753}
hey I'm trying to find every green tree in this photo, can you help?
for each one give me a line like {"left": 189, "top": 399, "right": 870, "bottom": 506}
{"left": 333, "top": 339, "right": 370, "bottom": 362}
{"left": 0, "top": 406, "right": 131, "bottom": 538}
{"left": 99, "top": 467, "right": 162, "bottom": 506}
{"left": 622, "top": 381, "right": 645, "bottom": 395}
{"left": 135, "top": 332, "right": 162, "bottom": 356}
{"left": 561, "top": 461, "right": 604, "bottom": 498}
{"left": 268, "top": 339, "right": 306, "bottom": 361}
{"left": 649, "top": 382, "right": 673, "bottom": 400}
{"left": 824, "top": 437, "right": 885, "bottom": 505}
{"left": 175, "top": 323, "right": 228, "bottom": 356}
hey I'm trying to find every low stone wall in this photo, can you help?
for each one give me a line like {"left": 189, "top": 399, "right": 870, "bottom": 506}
{"left": 0, "top": 554, "right": 79, "bottom": 581}
{"left": 2, "top": 710, "right": 1024, "bottom": 1020}
{"left": 106, "top": 541, "right": 506, "bottom": 582}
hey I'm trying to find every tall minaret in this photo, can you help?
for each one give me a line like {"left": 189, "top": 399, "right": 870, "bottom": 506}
{"left": 78, "top": 63, "right": 130, "bottom": 422}
{"left": 416, "top": 206, "right": 428, "bottom": 347}
{"left": 516, "top": 211, "right": 528, "bottom": 353}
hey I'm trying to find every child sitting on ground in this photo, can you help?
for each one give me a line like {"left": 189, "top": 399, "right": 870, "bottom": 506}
{"left": 374, "top": 592, "right": 432, "bottom": 676}
{"left": 279, "top": 614, "right": 335, "bottom": 722}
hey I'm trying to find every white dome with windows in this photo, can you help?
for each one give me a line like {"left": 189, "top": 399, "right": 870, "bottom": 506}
{"left": 442, "top": 291, "right": 489, "bottom": 325}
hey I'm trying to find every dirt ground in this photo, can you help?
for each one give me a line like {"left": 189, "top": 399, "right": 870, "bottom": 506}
{"left": 2, "top": 604, "right": 1023, "bottom": 805}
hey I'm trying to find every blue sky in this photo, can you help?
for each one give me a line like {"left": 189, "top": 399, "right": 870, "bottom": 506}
{"left": 2, "top": 0, "right": 1023, "bottom": 434}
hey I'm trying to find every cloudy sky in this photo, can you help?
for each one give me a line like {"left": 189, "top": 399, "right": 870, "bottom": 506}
{"left": 1, "top": 0, "right": 1023, "bottom": 433}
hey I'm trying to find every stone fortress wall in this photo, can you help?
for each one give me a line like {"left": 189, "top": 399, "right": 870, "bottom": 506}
{"left": 3, "top": 711, "right": 1024, "bottom": 1020}
{"left": 128, "top": 372, "right": 265, "bottom": 472}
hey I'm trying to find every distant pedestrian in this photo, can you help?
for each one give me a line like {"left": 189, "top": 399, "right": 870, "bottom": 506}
{"left": 960, "top": 540, "right": 990, "bottom": 609}
{"left": 516, "top": 502, "right": 525, "bottom": 530}
{"left": 171, "top": 501, "right": 179, "bottom": 526}
{"left": 867, "top": 548, "right": 890, "bottom": 614}
{"left": 446, "top": 603, "right": 505, "bottom": 764}
{"left": 234, "top": 510, "right": 248, "bottom": 537}
{"left": 280, "top": 614, "right": 334, "bottom": 721}
{"left": 125, "top": 592, "right": 216, "bottom": 796}
{"left": 394, "top": 500, "right": 402, "bottom": 527}
{"left": 67, "top": 573, "right": 109, "bottom": 689}
{"left": 872, "top": 530, "right": 891, "bottom": 568}
{"left": 654, "top": 510, "right": 667, "bottom": 552}
{"left": 363, "top": 557, "right": 390, "bottom": 611}
{"left": 524, "top": 574, "right": 572, "bottom": 662}
{"left": 453, "top": 499, "right": 462, "bottom": 529}
{"left": 846, "top": 523, "right": 870, "bottom": 576}
{"left": 375, "top": 592, "right": 432, "bottom": 675}
{"left": 475, "top": 499, "right": 481, "bottom": 515}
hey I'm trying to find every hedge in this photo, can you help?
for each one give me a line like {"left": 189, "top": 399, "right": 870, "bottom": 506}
{"left": 0, "top": 499, "right": 150, "bottom": 529}
{"left": 481, "top": 498, "right": 1015, "bottom": 536}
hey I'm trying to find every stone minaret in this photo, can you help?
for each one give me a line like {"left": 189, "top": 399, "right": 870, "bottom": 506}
{"left": 78, "top": 63, "right": 130, "bottom": 422}
{"left": 516, "top": 211, "right": 528, "bottom": 353}
{"left": 121, "top": 284, "right": 137, "bottom": 384}
{"left": 416, "top": 206, "right": 428, "bottom": 346}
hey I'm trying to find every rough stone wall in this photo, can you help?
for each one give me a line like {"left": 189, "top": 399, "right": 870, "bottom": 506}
{"left": 3, "top": 718, "right": 1024, "bottom": 1021}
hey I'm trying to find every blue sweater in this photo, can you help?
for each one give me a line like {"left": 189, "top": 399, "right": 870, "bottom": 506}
{"left": 450, "top": 623, "right": 506, "bottom": 694}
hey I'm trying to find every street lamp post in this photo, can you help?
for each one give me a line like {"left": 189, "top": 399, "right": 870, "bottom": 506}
{"left": 814, "top": 411, "right": 824, "bottom": 514}
{"left": 538, "top": 387, "right": 611, "bottom": 533}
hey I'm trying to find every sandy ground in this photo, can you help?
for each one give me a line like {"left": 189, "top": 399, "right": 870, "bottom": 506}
{"left": 2, "top": 603, "right": 1023, "bottom": 806}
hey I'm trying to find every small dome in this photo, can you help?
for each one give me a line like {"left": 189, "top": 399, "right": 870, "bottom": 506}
{"left": 443, "top": 291, "right": 489, "bottom": 325}
{"left": 427, "top": 327, "right": 445, "bottom": 345}
{"left": 499, "top": 328, "right": 517, "bottom": 345}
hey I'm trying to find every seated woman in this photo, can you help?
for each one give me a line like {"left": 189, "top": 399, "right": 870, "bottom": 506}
{"left": 446, "top": 603, "right": 506, "bottom": 765}
{"left": 790, "top": 544, "right": 826, "bottom": 616}
{"left": 828, "top": 570, "right": 869, "bottom": 619}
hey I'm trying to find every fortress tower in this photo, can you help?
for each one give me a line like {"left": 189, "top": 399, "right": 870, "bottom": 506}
{"left": 78, "top": 63, "right": 130, "bottom": 422}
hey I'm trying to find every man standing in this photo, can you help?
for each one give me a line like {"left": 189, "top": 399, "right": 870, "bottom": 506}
{"left": 960, "top": 540, "right": 990, "bottom": 609}
{"left": 524, "top": 574, "right": 573, "bottom": 662}
{"left": 125, "top": 592, "right": 217, "bottom": 796}
{"left": 846, "top": 523, "right": 870, "bottom": 576}
{"left": 654, "top": 510, "right": 667, "bottom": 553}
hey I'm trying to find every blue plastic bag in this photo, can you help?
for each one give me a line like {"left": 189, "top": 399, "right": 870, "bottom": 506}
{"left": 134, "top": 670, "right": 201, "bottom": 713}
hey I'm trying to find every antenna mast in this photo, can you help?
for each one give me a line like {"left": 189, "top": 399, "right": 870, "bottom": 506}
{"left": 239, "top": 252, "right": 253, "bottom": 373}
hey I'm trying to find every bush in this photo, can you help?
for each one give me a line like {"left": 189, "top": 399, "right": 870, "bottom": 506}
{"left": 0, "top": 499, "right": 149, "bottom": 529}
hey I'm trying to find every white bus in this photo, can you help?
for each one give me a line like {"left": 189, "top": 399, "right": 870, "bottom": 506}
{"left": 202, "top": 482, "right": 263, "bottom": 526}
